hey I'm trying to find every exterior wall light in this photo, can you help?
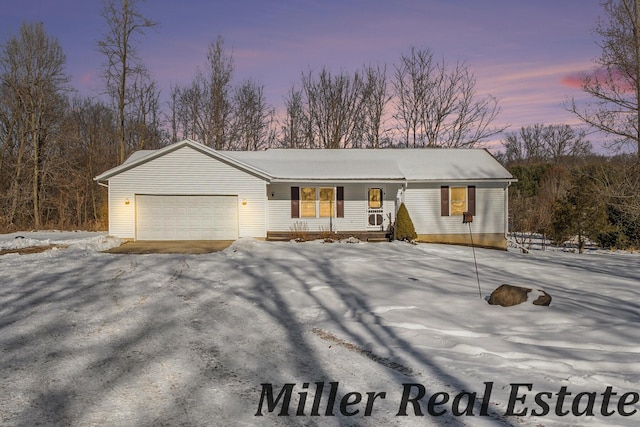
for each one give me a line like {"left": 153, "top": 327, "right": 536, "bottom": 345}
{"left": 242, "top": 199, "right": 247, "bottom": 206}
{"left": 125, "top": 198, "right": 130, "bottom": 205}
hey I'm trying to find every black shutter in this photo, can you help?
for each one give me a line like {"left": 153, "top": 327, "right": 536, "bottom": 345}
{"left": 468, "top": 186, "right": 476, "bottom": 216}
{"left": 440, "top": 186, "right": 449, "bottom": 216}
{"left": 336, "top": 186, "right": 344, "bottom": 218}
{"left": 291, "top": 187, "right": 299, "bottom": 218}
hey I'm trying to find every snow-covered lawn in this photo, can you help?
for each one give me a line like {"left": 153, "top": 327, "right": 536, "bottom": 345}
{"left": 1, "top": 232, "right": 638, "bottom": 426}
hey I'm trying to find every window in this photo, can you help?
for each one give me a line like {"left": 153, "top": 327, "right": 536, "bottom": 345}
{"left": 368, "top": 188, "right": 382, "bottom": 209}
{"left": 300, "top": 187, "right": 316, "bottom": 217}
{"left": 441, "top": 186, "right": 475, "bottom": 216}
{"left": 450, "top": 187, "right": 467, "bottom": 216}
{"left": 319, "top": 187, "right": 335, "bottom": 217}
{"left": 291, "top": 186, "right": 344, "bottom": 218}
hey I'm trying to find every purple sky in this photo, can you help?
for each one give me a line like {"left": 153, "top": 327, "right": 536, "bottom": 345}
{"left": 2, "top": 0, "right": 605, "bottom": 147}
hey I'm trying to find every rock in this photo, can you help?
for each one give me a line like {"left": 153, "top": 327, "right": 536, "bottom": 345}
{"left": 530, "top": 289, "right": 552, "bottom": 306}
{"left": 488, "top": 284, "right": 551, "bottom": 307}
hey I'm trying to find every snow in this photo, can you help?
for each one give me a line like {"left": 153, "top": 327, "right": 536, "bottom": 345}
{"left": 226, "top": 147, "right": 514, "bottom": 181}
{"left": 0, "top": 230, "right": 122, "bottom": 252}
{"left": 100, "top": 140, "right": 514, "bottom": 182}
{"left": 1, "top": 233, "right": 639, "bottom": 426}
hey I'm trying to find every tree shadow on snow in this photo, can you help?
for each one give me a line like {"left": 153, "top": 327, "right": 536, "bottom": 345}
{"left": 3, "top": 240, "right": 634, "bottom": 426}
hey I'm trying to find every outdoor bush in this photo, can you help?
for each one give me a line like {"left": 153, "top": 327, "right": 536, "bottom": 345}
{"left": 395, "top": 202, "right": 417, "bottom": 241}
{"left": 549, "top": 170, "right": 609, "bottom": 253}
{"left": 319, "top": 224, "right": 335, "bottom": 242}
{"left": 596, "top": 228, "right": 627, "bottom": 249}
{"left": 289, "top": 221, "right": 309, "bottom": 241}
{"left": 605, "top": 203, "right": 640, "bottom": 249}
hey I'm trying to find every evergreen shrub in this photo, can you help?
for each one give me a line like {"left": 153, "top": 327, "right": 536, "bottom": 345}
{"left": 395, "top": 202, "right": 417, "bottom": 242}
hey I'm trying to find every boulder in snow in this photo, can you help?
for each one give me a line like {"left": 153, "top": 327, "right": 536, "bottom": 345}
{"left": 488, "top": 284, "right": 551, "bottom": 307}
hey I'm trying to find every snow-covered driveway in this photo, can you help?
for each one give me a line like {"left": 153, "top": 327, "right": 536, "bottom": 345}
{"left": 1, "top": 233, "right": 639, "bottom": 426}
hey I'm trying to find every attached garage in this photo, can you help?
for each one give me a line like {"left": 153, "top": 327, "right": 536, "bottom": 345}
{"left": 94, "top": 140, "right": 269, "bottom": 241}
{"left": 135, "top": 195, "right": 238, "bottom": 240}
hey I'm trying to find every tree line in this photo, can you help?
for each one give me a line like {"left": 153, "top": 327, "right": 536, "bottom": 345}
{"left": 505, "top": 0, "right": 640, "bottom": 252}
{"left": 0, "top": 0, "right": 638, "bottom": 241}
{"left": 0, "top": 0, "right": 505, "bottom": 231}
{"left": 502, "top": 124, "right": 640, "bottom": 251}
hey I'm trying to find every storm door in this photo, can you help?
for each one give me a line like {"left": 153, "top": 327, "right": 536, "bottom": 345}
{"left": 366, "top": 188, "right": 384, "bottom": 229}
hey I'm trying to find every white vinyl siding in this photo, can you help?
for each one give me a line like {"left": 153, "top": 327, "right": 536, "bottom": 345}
{"left": 107, "top": 146, "right": 266, "bottom": 239}
{"left": 404, "top": 182, "right": 507, "bottom": 235}
{"left": 267, "top": 182, "right": 401, "bottom": 232}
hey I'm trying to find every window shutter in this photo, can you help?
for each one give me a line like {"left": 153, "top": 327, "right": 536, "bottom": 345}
{"left": 291, "top": 187, "right": 299, "bottom": 218}
{"left": 468, "top": 186, "right": 476, "bottom": 216}
{"left": 336, "top": 186, "right": 344, "bottom": 218}
{"left": 440, "top": 186, "right": 449, "bottom": 216}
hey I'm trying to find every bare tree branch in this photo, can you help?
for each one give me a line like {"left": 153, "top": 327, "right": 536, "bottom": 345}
{"left": 98, "top": 0, "right": 157, "bottom": 163}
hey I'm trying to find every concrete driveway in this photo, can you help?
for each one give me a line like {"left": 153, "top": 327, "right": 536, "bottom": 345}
{"left": 104, "top": 240, "right": 234, "bottom": 254}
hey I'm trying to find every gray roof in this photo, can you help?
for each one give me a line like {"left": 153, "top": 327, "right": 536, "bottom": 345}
{"left": 122, "top": 150, "right": 156, "bottom": 165}
{"left": 224, "top": 148, "right": 514, "bottom": 181}
{"left": 95, "top": 139, "right": 514, "bottom": 183}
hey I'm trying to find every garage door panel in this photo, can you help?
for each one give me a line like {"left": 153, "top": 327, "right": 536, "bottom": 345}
{"left": 147, "top": 218, "right": 162, "bottom": 228}
{"left": 136, "top": 195, "right": 238, "bottom": 240}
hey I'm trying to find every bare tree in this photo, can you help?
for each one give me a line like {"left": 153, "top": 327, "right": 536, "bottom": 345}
{"left": 0, "top": 64, "right": 23, "bottom": 229}
{"left": 280, "top": 86, "right": 311, "bottom": 148}
{"left": 393, "top": 46, "right": 429, "bottom": 147}
{"left": 301, "top": 67, "right": 368, "bottom": 148}
{"left": 503, "top": 124, "right": 546, "bottom": 163}
{"left": 98, "top": 0, "right": 157, "bottom": 163}
{"left": 393, "top": 46, "right": 504, "bottom": 148}
{"left": 503, "top": 124, "right": 591, "bottom": 164}
{"left": 362, "top": 64, "right": 391, "bottom": 148}
{"left": 206, "top": 36, "right": 234, "bottom": 150}
{"left": 126, "top": 74, "right": 163, "bottom": 151}
{"left": 231, "top": 79, "right": 276, "bottom": 150}
{"left": 0, "top": 22, "right": 69, "bottom": 228}
{"left": 170, "top": 36, "right": 234, "bottom": 149}
{"left": 67, "top": 97, "right": 117, "bottom": 225}
{"left": 280, "top": 64, "right": 389, "bottom": 149}
{"left": 168, "top": 84, "right": 179, "bottom": 143}
{"left": 542, "top": 124, "right": 592, "bottom": 162}
{"left": 567, "top": 0, "right": 640, "bottom": 157}
{"left": 173, "top": 75, "right": 208, "bottom": 143}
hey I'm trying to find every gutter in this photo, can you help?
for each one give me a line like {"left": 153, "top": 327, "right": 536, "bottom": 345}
{"left": 408, "top": 178, "right": 517, "bottom": 184}
{"left": 269, "top": 178, "right": 408, "bottom": 184}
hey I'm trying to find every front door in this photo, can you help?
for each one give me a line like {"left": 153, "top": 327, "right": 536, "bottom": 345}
{"left": 366, "top": 188, "right": 384, "bottom": 230}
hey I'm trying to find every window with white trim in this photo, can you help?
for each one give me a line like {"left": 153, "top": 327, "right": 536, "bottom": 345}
{"left": 441, "top": 186, "right": 476, "bottom": 216}
{"left": 291, "top": 186, "right": 345, "bottom": 218}
{"left": 300, "top": 187, "right": 316, "bottom": 217}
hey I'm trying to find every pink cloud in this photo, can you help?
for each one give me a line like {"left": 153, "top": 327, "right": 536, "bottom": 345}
{"left": 562, "top": 68, "right": 635, "bottom": 92}
{"left": 561, "top": 72, "right": 586, "bottom": 89}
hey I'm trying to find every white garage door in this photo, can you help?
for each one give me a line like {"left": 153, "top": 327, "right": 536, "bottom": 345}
{"left": 136, "top": 195, "right": 238, "bottom": 240}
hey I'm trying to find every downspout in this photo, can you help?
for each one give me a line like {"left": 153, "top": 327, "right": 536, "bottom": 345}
{"left": 504, "top": 182, "right": 511, "bottom": 240}
{"left": 264, "top": 182, "right": 269, "bottom": 240}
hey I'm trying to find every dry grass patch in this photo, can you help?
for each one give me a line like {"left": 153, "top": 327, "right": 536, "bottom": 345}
{"left": 312, "top": 328, "right": 414, "bottom": 376}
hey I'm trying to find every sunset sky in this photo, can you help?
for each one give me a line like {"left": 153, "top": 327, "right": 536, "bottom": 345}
{"left": 1, "top": 0, "right": 606, "bottom": 148}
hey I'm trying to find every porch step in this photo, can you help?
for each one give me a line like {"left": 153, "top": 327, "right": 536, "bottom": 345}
{"left": 266, "top": 231, "right": 391, "bottom": 242}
